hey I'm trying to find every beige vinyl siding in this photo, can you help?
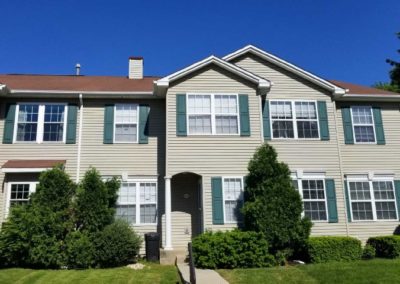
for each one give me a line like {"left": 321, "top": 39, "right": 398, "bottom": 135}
{"left": 79, "top": 99, "right": 165, "bottom": 178}
{"left": 74, "top": 98, "right": 165, "bottom": 242}
{"left": 166, "top": 65, "right": 262, "bottom": 235}
{"left": 0, "top": 98, "right": 165, "bottom": 237}
{"left": 336, "top": 102, "right": 400, "bottom": 242}
{"left": 0, "top": 99, "right": 79, "bottom": 222}
{"left": 232, "top": 54, "right": 348, "bottom": 237}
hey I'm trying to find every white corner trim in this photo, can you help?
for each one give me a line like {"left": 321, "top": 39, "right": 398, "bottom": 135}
{"left": 223, "top": 45, "right": 346, "bottom": 95}
{"left": 2, "top": 167, "right": 51, "bottom": 173}
{"left": 154, "top": 55, "right": 271, "bottom": 91}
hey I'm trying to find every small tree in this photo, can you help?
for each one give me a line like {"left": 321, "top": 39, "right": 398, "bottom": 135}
{"left": 0, "top": 166, "right": 76, "bottom": 268}
{"left": 242, "top": 143, "right": 312, "bottom": 255}
{"left": 73, "top": 168, "right": 119, "bottom": 233}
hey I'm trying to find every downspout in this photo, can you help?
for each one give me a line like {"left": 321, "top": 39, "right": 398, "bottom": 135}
{"left": 258, "top": 94, "right": 265, "bottom": 144}
{"left": 76, "top": 93, "right": 83, "bottom": 183}
{"left": 333, "top": 99, "right": 350, "bottom": 236}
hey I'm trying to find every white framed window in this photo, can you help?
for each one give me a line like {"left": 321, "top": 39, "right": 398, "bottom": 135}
{"left": 187, "top": 94, "right": 239, "bottom": 135}
{"left": 270, "top": 100, "right": 319, "bottom": 139}
{"left": 223, "top": 177, "right": 244, "bottom": 223}
{"left": 116, "top": 180, "right": 157, "bottom": 225}
{"left": 114, "top": 104, "right": 139, "bottom": 143}
{"left": 351, "top": 106, "right": 375, "bottom": 143}
{"left": 292, "top": 175, "right": 328, "bottom": 221}
{"left": 348, "top": 178, "right": 397, "bottom": 221}
{"left": 14, "top": 103, "right": 67, "bottom": 143}
{"left": 6, "top": 182, "right": 37, "bottom": 216}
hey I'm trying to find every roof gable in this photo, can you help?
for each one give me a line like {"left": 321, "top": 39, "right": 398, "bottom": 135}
{"left": 154, "top": 55, "right": 271, "bottom": 95}
{"left": 223, "top": 45, "right": 346, "bottom": 95}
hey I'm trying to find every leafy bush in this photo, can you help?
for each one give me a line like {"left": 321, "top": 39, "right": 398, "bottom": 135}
{"left": 74, "top": 168, "right": 120, "bottom": 233}
{"left": 362, "top": 244, "right": 376, "bottom": 260}
{"left": 306, "top": 236, "right": 362, "bottom": 263}
{"left": 242, "top": 143, "right": 312, "bottom": 255}
{"left": 0, "top": 167, "right": 76, "bottom": 268}
{"left": 192, "top": 230, "right": 275, "bottom": 269}
{"left": 367, "top": 236, "right": 400, "bottom": 258}
{"left": 65, "top": 231, "right": 95, "bottom": 268}
{"left": 94, "top": 220, "right": 142, "bottom": 268}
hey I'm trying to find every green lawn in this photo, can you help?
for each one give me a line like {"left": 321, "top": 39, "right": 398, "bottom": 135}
{"left": 218, "top": 258, "right": 400, "bottom": 284}
{"left": 0, "top": 263, "right": 180, "bottom": 284}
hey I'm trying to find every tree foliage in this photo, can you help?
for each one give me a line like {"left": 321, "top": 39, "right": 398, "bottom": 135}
{"left": 374, "top": 32, "right": 400, "bottom": 93}
{"left": 0, "top": 166, "right": 76, "bottom": 268}
{"left": 242, "top": 143, "right": 312, "bottom": 255}
{"left": 0, "top": 166, "right": 139, "bottom": 269}
{"left": 73, "top": 168, "right": 119, "bottom": 233}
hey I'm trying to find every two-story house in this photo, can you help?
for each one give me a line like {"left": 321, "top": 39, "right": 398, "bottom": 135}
{"left": 1, "top": 45, "right": 399, "bottom": 256}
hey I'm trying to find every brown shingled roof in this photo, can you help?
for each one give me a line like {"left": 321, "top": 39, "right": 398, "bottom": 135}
{"left": 0, "top": 74, "right": 159, "bottom": 92}
{"left": 2, "top": 159, "right": 66, "bottom": 169}
{"left": 330, "top": 80, "right": 399, "bottom": 95}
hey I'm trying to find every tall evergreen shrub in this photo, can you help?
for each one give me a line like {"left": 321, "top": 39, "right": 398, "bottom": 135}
{"left": 242, "top": 143, "right": 312, "bottom": 255}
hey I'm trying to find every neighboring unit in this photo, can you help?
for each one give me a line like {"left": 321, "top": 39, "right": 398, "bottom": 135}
{"left": 1, "top": 46, "right": 399, "bottom": 253}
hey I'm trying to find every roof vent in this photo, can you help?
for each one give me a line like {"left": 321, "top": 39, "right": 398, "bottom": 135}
{"left": 75, "top": 63, "right": 81, "bottom": 76}
{"left": 129, "top": 57, "right": 143, "bottom": 79}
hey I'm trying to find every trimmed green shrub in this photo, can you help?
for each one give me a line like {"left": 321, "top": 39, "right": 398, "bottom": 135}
{"left": 65, "top": 231, "right": 95, "bottom": 268}
{"left": 362, "top": 244, "right": 376, "bottom": 259}
{"left": 0, "top": 167, "right": 76, "bottom": 268}
{"left": 192, "top": 230, "right": 275, "bottom": 269}
{"left": 367, "top": 236, "right": 400, "bottom": 258}
{"left": 94, "top": 220, "right": 142, "bottom": 268}
{"left": 306, "top": 236, "right": 362, "bottom": 263}
{"left": 74, "top": 168, "right": 120, "bottom": 233}
{"left": 242, "top": 143, "right": 312, "bottom": 255}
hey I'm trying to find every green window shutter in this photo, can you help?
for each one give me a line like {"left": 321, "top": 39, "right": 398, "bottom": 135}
{"left": 176, "top": 94, "right": 187, "bottom": 136}
{"left": 103, "top": 104, "right": 114, "bottom": 144}
{"left": 325, "top": 179, "right": 338, "bottom": 223}
{"left": 66, "top": 104, "right": 78, "bottom": 144}
{"left": 262, "top": 99, "right": 271, "bottom": 140}
{"left": 239, "top": 94, "right": 250, "bottom": 136}
{"left": 394, "top": 180, "right": 400, "bottom": 220}
{"left": 211, "top": 177, "right": 224, "bottom": 225}
{"left": 341, "top": 107, "right": 354, "bottom": 144}
{"left": 317, "top": 101, "right": 330, "bottom": 140}
{"left": 139, "top": 105, "right": 150, "bottom": 144}
{"left": 372, "top": 107, "right": 385, "bottom": 145}
{"left": 344, "top": 181, "right": 352, "bottom": 222}
{"left": 3, "top": 103, "right": 16, "bottom": 144}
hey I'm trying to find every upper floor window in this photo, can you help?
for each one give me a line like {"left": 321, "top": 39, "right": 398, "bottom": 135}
{"left": 270, "top": 101, "right": 319, "bottom": 139}
{"left": 116, "top": 180, "right": 157, "bottom": 225}
{"left": 223, "top": 177, "right": 244, "bottom": 223}
{"left": 348, "top": 178, "right": 397, "bottom": 221}
{"left": 15, "top": 103, "right": 67, "bottom": 143}
{"left": 187, "top": 94, "right": 239, "bottom": 135}
{"left": 351, "top": 106, "right": 375, "bottom": 143}
{"left": 114, "top": 104, "right": 138, "bottom": 143}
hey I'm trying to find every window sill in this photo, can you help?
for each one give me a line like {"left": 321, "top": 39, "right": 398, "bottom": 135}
{"left": 350, "top": 219, "right": 399, "bottom": 223}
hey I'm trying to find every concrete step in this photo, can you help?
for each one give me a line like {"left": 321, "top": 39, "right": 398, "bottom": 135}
{"left": 160, "top": 248, "right": 188, "bottom": 265}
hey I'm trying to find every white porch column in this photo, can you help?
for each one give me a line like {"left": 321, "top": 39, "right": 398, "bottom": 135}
{"left": 164, "top": 176, "right": 173, "bottom": 250}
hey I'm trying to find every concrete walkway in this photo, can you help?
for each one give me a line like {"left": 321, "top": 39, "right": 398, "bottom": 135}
{"left": 177, "top": 263, "right": 229, "bottom": 284}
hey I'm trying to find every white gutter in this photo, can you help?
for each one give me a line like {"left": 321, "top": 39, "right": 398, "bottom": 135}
{"left": 2, "top": 167, "right": 51, "bottom": 173}
{"left": 76, "top": 93, "right": 83, "bottom": 183}
{"left": 9, "top": 89, "right": 154, "bottom": 95}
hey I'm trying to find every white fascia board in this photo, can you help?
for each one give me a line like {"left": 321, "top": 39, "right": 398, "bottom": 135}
{"left": 154, "top": 55, "right": 271, "bottom": 91}
{"left": 337, "top": 93, "right": 400, "bottom": 102}
{"left": 2, "top": 167, "right": 50, "bottom": 173}
{"left": 4, "top": 89, "right": 157, "bottom": 99}
{"left": 223, "top": 45, "right": 346, "bottom": 95}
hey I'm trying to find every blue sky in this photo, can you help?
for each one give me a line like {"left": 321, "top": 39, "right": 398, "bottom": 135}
{"left": 0, "top": 0, "right": 399, "bottom": 86}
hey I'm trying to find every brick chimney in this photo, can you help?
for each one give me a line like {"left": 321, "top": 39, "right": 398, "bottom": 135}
{"left": 128, "top": 56, "right": 143, "bottom": 79}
